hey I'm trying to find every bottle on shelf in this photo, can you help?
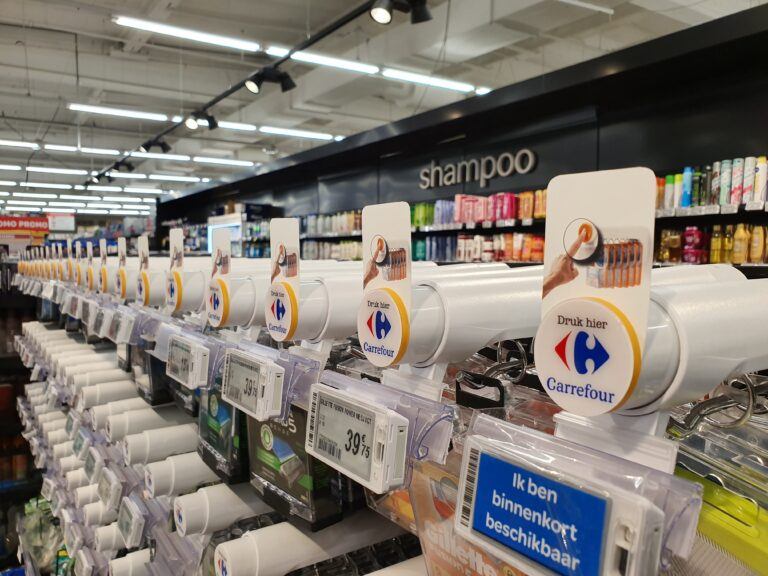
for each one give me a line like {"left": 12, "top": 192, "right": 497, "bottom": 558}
{"left": 749, "top": 225, "right": 765, "bottom": 263}
{"left": 721, "top": 225, "right": 734, "bottom": 263}
{"left": 709, "top": 225, "right": 723, "bottom": 264}
{"left": 732, "top": 223, "right": 750, "bottom": 265}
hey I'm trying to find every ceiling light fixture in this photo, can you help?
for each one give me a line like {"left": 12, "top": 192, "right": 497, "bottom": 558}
{"left": 184, "top": 117, "right": 199, "bottom": 130}
{"left": 26, "top": 166, "right": 88, "bottom": 176}
{"left": 381, "top": 68, "right": 475, "bottom": 92}
{"left": 259, "top": 126, "right": 333, "bottom": 141}
{"left": 68, "top": 103, "right": 169, "bottom": 122}
{"left": 192, "top": 156, "right": 254, "bottom": 167}
{"left": 0, "top": 139, "right": 39, "bottom": 150}
{"left": 60, "top": 194, "right": 101, "bottom": 201}
{"left": 19, "top": 182, "right": 72, "bottom": 190}
{"left": 49, "top": 202, "right": 86, "bottom": 208}
{"left": 110, "top": 210, "right": 141, "bottom": 215}
{"left": 266, "top": 46, "right": 290, "bottom": 57}
{"left": 81, "top": 147, "right": 122, "bottom": 156}
{"left": 13, "top": 192, "right": 57, "bottom": 199}
{"left": 86, "top": 185, "right": 123, "bottom": 192}
{"left": 113, "top": 16, "right": 261, "bottom": 53}
{"left": 0, "top": 181, "right": 17, "bottom": 187}
{"left": 158, "top": 140, "right": 172, "bottom": 153}
{"left": 557, "top": 0, "right": 615, "bottom": 15}
{"left": 370, "top": 0, "right": 432, "bottom": 25}
{"left": 123, "top": 187, "right": 164, "bottom": 194}
{"left": 45, "top": 208, "right": 76, "bottom": 213}
{"left": 191, "top": 112, "right": 218, "bottom": 130}
{"left": 245, "top": 74, "right": 262, "bottom": 95}
{"left": 103, "top": 196, "right": 141, "bottom": 203}
{"left": 475, "top": 86, "right": 492, "bottom": 95}
{"left": 148, "top": 174, "right": 201, "bottom": 182}
{"left": 127, "top": 151, "right": 190, "bottom": 162}
{"left": 290, "top": 51, "right": 379, "bottom": 74}
{"left": 8, "top": 200, "right": 46, "bottom": 206}
{"left": 106, "top": 171, "right": 149, "bottom": 179}
{"left": 6, "top": 206, "right": 41, "bottom": 212}
{"left": 77, "top": 209, "right": 108, "bottom": 214}
{"left": 0, "top": 165, "right": 21, "bottom": 171}
{"left": 218, "top": 121, "right": 257, "bottom": 131}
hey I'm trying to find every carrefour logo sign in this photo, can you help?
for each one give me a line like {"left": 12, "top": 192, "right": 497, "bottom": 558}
{"left": 366, "top": 310, "right": 391, "bottom": 340}
{"left": 271, "top": 298, "right": 286, "bottom": 320}
{"left": 554, "top": 331, "right": 609, "bottom": 375}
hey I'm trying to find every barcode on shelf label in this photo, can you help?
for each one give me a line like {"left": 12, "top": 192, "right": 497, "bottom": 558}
{"left": 317, "top": 434, "right": 342, "bottom": 461}
{"left": 459, "top": 446, "right": 480, "bottom": 528}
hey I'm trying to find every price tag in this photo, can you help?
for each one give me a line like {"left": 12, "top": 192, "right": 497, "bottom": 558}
{"left": 84, "top": 447, "right": 104, "bottom": 483}
{"left": 521, "top": 218, "right": 534, "bottom": 226}
{"left": 41, "top": 477, "right": 55, "bottom": 501}
{"left": 721, "top": 203, "right": 739, "bottom": 214}
{"left": 97, "top": 309, "right": 114, "bottom": 339}
{"left": 166, "top": 335, "right": 210, "bottom": 390}
{"left": 306, "top": 383, "right": 408, "bottom": 494}
{"left": 456, "top": 436, "right": 609, "bottom": 576}
{"left": 221, "top": 349, "right": 285, "bottom": 421}
{"left": 657, "top": 207, "right": 675, "bottom": 218}
{"left": 496, "top": 219, "right": 517, "bottom": 228}
{"left": 701, "top": 204, "right": 720, "bottom": 215}
{"left": 482, "top": 220, "right": 494, "bottom": 229}
{"left": 746, "top": 200, "right": 765, "bottom": 211}
{"left": 30, "top": 364, "right": 41, "bottom": 382}
{"left": 465, "top": 222, "right": 476, "bottom": 230}
{"left": 117, "top": 498, "right": 145, "bottom": 548}
{"left": 42, "top": 283, "right": 54, "bottom": 300}
{"left": 116, "top": 313, "right": 136, "bottom": 344}
{"left": 675, "top": 207, "right": 692, "bottom": 217}
{"left": 97, "top": 467, "right": 121, "bottom": 509}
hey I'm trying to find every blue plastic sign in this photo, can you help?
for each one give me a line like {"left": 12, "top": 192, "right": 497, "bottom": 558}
{"left": 471, "top": 452, "right": 607, "bottom": 576}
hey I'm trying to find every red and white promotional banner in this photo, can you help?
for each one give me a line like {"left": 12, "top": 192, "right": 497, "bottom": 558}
{"left": 0, "top": 216, "right": 49, "bottom": 236}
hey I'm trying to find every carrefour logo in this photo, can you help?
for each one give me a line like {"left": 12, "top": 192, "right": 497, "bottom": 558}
{"left": 217, "top": 557, "right": 228, "bottom": 576}
{"left": 555, "top": 331, "right": 609, "bottom": 375}
{"left": 210, "top": 292, "right": 220, "bottom": 310}
{"left": 168, "top": 281, "right": 175, "bottom": 299}
{"left": 271, "top": 298, "right": 286, "bottom": 320}
{"left": 176, "top": 507, "right": 183, "bottom": 526}
{"left": 366, "top": 310, "right": 391, "bottom": 340}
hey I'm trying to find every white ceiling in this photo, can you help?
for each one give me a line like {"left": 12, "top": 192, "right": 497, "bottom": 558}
{"left": 0, "top": 0, "right": 763, "bottom": 200}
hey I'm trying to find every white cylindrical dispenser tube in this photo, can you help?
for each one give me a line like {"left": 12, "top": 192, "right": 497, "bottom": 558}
{"left": 70, "top": 369, "right": 129, "bottom": 393}
{"left": 106, "top": 407, "right": 190, "bottom": 442}
{"left": 46, "top": 429, "right": 69, "bottom": 446}
{"left": 173, "top": 483, "right": 270, "bottom": 536}
{"left": 61, "top": 359, "right": 119, "bottom": 382}
{"left": 38, "top": 411, "right": 67, "bottom": 424}
{"left": 65, "top": 468, "right": 89, "bottom": 490}
{"left": 144, "top": 451, "right": 219, "bottom": 497}
{"left": 94, "top": 522, "right": 126, "bottom": 552}
{"left": 58, "top": 455, "right": 83, "bottom": 475}
{"left": 77, "top": 381, "right": 138, "bottom": 409}
{"left": 52, "top": 441, "right": 74, "bottom": 459}
{"left": 83, "top": 500, "right": 118, "bottom": 526}
{"left": 123, "top": 423, "right": 199, "bottom": 465}
{"left": 108, "top": 548, "right": 151, "bottom": 576}
{"left": 89, "top": 397, "right": 149, "bottom": 431}
{"left": 74, "top": 483, "right": 100, "bottom": 507}
{"left": 41, "top": 418, "right": 68, "bottom": 435}
{"left": 213, "top": 510, "right": 403, "bottom": 576}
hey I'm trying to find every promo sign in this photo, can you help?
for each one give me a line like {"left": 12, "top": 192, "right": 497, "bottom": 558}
{"left": 206, "top": 228, "right": 232, "bottom": 327}
{"left": 356, "top": 202, "right": 412, "bottom": 368}
{"left": 0, "top": 216, "right": 49, "bottom": 236}
{"left": 117, "top": 237, "right": 128, "bottom": 299}
{"left": 99, "top": 239, "right": 108, "bottom": 293}
{"left": 137, "top": 235, "right": 150, "bottom": 305}
{"left": 533, "top": 168, "right": 655, "bottom": 416}
{"left": 265, "top": 218, "right": 300, "bottom": 341}
{"left": 167, "top": 228, "right": 184, "bottom": 310}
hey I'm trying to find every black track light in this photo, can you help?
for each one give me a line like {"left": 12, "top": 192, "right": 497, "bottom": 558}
{"left": 191, "top": 111, "right": 218, "bottom": 130}
{"left": 124, "top": 161, "right": 136, "bottom": 172}
{"left": 370, "top": 0, "right": 394, "bottom": 24}
{"left": 245, "top": 73, "right": 263, "bottom": 95}
{"left": 370, "top": 0, "right": 431, "bottom": 25}
{"left": 158, "top": 139, "right": 172, "bottom": 153}
{"left": 409, "top": 0, "right": 432, "bottom": 23}
{"left": 139, "top": 140, "right": 153, "bottom": 153}
{"left": 279, "top": 72, "right": 296, "bottom": 92}
{"left": 90, "top": 175, "right": 99, "bottom": 184}
{"left": 107, "top": 175, "right": 115, "bottom": 183}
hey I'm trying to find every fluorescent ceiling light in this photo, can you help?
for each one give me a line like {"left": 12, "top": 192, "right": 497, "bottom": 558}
{"left": 81, "top": 147, "right": 121, "bottom": 155}
{"left": 8, "top": 200, "right": 46, "bottom": 206}
{"left": 266, "top": 46, "right": 290, "bottom": 57}
{"left": 218, "top": 121, "right": 257, "bottom": 131}
{"left": 74, "top": 185, "right": 86, "bottom": 190}
{"left": 557, "top": 0, "right": 614, "bottom": 15}
{"left": 290, "top": 51, "right": 379, "bottom": 74}
{"left": 19, "top": 182, "right": 72, "bottom": 190}
{"left": 121, "top": 204, "right": 148, "bottom": 210}
{"left": 0, "top": 164, "right": 21, "bottom": 171}
{"left": 0, "top": 139, "right": 39, "bottom": 150}
{"left": 87, "top": 203, "right": 121, "bottom": 209}
{"left": 45, "top": 208, "right": 76, "bottom": 213}
{"left": 0, "top": 181, "right": 16, "bottom": 187}
{"left": 0, "top": 192, "right": 9, "bottom": 197}
{"left": 77, "top": 209, "right": 108, "bottom": 214}
{"left": 193, "top": 156, "right": 253, "bottom": 167}
{"left": 27, "top": 166, "right": 88, "bottom": 176}
{"left": 105, "top": 172, "right": 148, "bottom": 180}
{"left": 334, "top": 135, "right": 345, "bottom": 142}
{"left": 6, "top": 206, "right": 41, "bottom": 212}
{"left": 202, "top": 178, "right": 211, "bottom": 183}
{"left": 381, "top": 68, "right": 475, "bottom": 93}
{"left": 113, "top": 16, "right": 261, "bottom": 52}
{"left": 86, "top": 185, "right": 123, "bottom": 192}
{"left": 127, "top": 151, "right": 191, "bottom": 161}
{"left": 259, "top": 126, "right": 333, "bottom": 141}
{"left": 149, "top": 174, "right": 200, "bottom": 182}
{"left": 49, "top": 201, "right": 86, "bottom": 208}
{"left": 103, "top": 196, "right": 141, "bottom": 203}
{"left": 110, "top": 210, "right": 140, "bottom": 215}
{"left": 68, "top": 103, "right": 168, "bottom": 122}
{"left": 475, "top": 86, "right": 492, "bottom": 95}
{"left": 123, "top": 187, "right": 163, "bottom": 194}
{"left": 142, "top": 198, "right": 157, "bottom": 203}
{"left": 13, "top": 192, "right": 57, "bottom": 199}
{"left": 60, "top": 194, "right": 101, "bottom": 201}
{"left": 44, "top": 144, "right": 77, "bottom": 152}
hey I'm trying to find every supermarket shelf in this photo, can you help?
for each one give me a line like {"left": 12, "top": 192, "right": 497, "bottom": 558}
{"left": 656, "top": 202, "right": 768, "bottom": 219}
{"left": 654, "top": 262, "right": 768, "bottom": 279}
{"left": 434, "top": 261, "right": 543, "bottom": 267}
{"left": 300, "top": 231, "right": 362, "bottom": 240}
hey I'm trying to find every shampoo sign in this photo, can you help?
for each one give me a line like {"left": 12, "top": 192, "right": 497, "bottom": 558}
{"left": 419, "top": 149, "right": 536, "bottom": 189}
